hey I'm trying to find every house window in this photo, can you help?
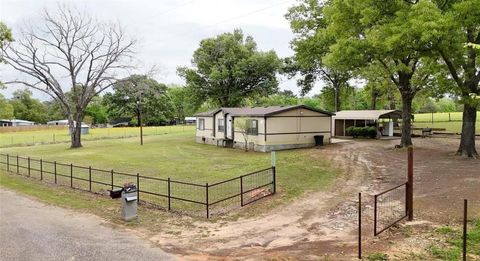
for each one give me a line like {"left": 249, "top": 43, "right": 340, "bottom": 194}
{"left": 246, "top": 119, "right": 258, "bottom": 135}
{"left": 198, "top": 118, "right": 205, "bottom": 130}
{"left": 218, "top": 119, "right": 225, "bottom": 132}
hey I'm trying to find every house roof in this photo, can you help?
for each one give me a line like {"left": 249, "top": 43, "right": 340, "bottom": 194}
{"left": 332, "top": 110, "right": 402, "bottom": 120}
{"left": 194, "top": 105, "right": 334, "bottom": 117}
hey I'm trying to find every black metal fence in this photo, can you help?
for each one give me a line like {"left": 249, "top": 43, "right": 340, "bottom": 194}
{"left": 0, "top": 153, "right": 275, "bottom": 218}
{"left": 373, "top": 182, "right": 408, "bottom": 236}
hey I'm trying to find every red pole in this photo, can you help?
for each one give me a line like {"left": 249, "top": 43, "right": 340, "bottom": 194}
{"left": 407, "top": 146, "right": 413, "bottom": 221}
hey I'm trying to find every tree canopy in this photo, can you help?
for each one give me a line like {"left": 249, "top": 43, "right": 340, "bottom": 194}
{"left": 178, "top": 29, "right": 281, "bottom": 107}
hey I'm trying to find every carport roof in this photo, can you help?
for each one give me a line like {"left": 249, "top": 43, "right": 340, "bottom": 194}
{"left": 332, "top": 110, "right": 402, "bottom": 120}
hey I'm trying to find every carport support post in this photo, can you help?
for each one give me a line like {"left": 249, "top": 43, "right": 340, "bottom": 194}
{"left": 407, "top": 146, "right": 414, "bottom": 221}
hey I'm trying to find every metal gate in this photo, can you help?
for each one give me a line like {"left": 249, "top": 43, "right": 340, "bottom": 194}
{"left": 374, "top": 182, "right": 408, "bottom": 236}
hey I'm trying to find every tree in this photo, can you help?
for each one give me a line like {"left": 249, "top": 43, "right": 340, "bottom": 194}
{"left": 104, "top": 75, "right": 171, "bottom": 126}
{"left": 432, "top": 0, "right": 480, "bottom": 157}
{"left": 234, "top": 118, "right": 253, "bottom": 152}
{"left": 323, "top": 0, "right": 444, "bottom": 147}
{"left": 85, "top": 96, "right": 108, "bottom": 125}
{"left": 1, "top": 5, "right": 135, "bottom": 148}
{"left": 9, "top": 89, "right": 49, "bottom": 123}
{"left": 245, "top": 90, "right": 299, "bottom": 107}
{"left": 0, "top": 93, "right": 14, "bottom": 119}
{"left": 0, "top": 22, "right": 13, "bottom": 63}
{"left": 167, "top": 86, "right": 201, "bottom": 122}
{"left": 285, "top": 0, "right": 352, "bottom": 112}
{"left": 178, "top": 29, "right": 281, "bottom": 107}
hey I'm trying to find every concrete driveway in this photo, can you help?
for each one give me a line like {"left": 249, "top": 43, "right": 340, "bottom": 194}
{"left": 0, "top": 188, "right": 174, "bottom": 261}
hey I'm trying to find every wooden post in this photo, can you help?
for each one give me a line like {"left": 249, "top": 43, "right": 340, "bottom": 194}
{"left": 111, "top": 169, "right": 114, "bottom": 190}
{"left": 6, "top": 154, "right": 9, "bottom": 172}
{"left": 463, "top": 199, "right": 468, "bottom": 261}
{"left": 16, "top": 155, "right": 19, "bottom": 174}
{"left": 54, "top": 161, "right": 57, "bottom": 184}
{"left": 407, "top": 146, "right": 414, "bottom": 221}
{"left": 358, "top": 192, "right": 362, "bottom": 259}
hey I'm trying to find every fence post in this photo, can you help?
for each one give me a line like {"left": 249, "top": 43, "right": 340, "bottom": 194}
{"left": 54, "top": 161, "right": 57, "bottom": 184}
{"left": 463, "top": 199, "right": 468, "bottom": 261}
{"left": 40, "top": 159, "right": 43, "bottom": 181}
{"left": 206, "top": 183, "right": 209, "bottom": 219}
{"left": 16, "top": 155, "right": 19, "bottom": 174}
{"left": 358, "top": 193, "right": 362, "bottom": 259}
{"left": 28, "top": 157, "right": 30, "bottom": 177}
{"left": 272, "top": 166, "right": 276, "bottom": 194}
{"left": 374, "top": 194, "right": 378, "bottom": 236}
{"left": 89, "top": 166, "right": 92, "bottom": 192}
{"left": 431, "top": 112, "right": 434, "bottom": 124}
{"left": 111, "top": 169, "right": 114, "bottom": 190}
{"left": 407, "top": 146, "right": 414, "bottom": 221}
{"left": 136, "top": 173, "right": 140, "bottom": 202}
{"left": 240, "top": 175, "right": 244, "bottom": 207}
{"left": 449, "top": 112, "right": 451, "bottom": 122}
{"left": 53, "top": 133, "right": 56, "bottom": 143}
{"left": 7, "top": 154, "right": 9, "bottom": 172}
{"left": 167, "top": 178, "right": 171, "bottom": 211}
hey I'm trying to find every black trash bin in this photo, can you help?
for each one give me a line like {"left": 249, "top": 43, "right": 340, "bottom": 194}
{"left": 314, "top": 135, "right": 324, "bottom": 146}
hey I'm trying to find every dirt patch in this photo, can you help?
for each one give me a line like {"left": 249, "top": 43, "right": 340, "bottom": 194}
{"left": 113, "top": 138, "right": 480, "bottom": 259}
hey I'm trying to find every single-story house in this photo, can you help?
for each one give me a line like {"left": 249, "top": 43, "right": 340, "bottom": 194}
{"left": 332, "top": 110, "right": 402, "bottom": 137}
{"left": 194, "top": 105, "right": 334, "bottom": 152}
{"left": 0, "top": 119, "right": 35, "bottom": 127}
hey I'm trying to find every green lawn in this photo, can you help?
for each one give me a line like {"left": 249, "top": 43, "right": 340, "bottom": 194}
{"left": 0, "top": 130, "right": 338, "bottom": 212}
{"left": 413, "top": 112, "right": 480, "bottom": 133}
{"left": 0, "top": 125, "right": 194, "bottom": 147}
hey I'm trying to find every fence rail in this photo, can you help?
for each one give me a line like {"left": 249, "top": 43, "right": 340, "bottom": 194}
{"left": 0, "top": 153, "right": 275, "bottom": 218}
{"left": 374, "top": 182, "right": 408, "bottom": 236}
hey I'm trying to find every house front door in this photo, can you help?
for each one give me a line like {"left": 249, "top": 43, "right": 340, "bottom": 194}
{"left": 226, "top": 116, "right": 233, "bottom": 139}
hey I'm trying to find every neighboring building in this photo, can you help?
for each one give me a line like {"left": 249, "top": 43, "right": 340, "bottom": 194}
{"left": 47, "top": 119, "right": 69, "bottom": 126}
{"left": 332, "top": 110, "right": 402, "bottom": 137}
{"left": 185, "top": 117, "right": 196, "bottom": 124}
{"left": 194, "top": 105, "right": 334, "bottom": 152}
{"left": 0, "top": 119, "right": 35, "bottom": 127}
{"left": 47, "top": 119, "right": 90, "bottom": 134}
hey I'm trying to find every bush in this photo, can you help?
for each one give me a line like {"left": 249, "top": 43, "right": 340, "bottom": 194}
{"left": 346, "top": 126, "right": 377, "bottom": 139}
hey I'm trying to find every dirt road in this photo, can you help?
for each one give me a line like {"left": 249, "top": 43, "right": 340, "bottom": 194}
{"left": 0, "top": 188, "right": 174, "bottom": 261}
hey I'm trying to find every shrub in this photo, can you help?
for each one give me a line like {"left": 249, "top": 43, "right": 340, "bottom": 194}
{"left": 346, "top": 126, "right": 377, "bottom": 139}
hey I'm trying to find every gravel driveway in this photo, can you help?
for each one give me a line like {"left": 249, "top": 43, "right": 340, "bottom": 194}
{"left": 0, "top": 188, "right": 174, "bottom": 261}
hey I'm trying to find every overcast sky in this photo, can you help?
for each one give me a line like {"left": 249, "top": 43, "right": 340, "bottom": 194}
{"left": 0, "top": 0, "right": 325, "bottom": 100}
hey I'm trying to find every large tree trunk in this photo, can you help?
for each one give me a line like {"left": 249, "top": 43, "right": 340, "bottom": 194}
{"left": 457, "top": 103, "right": 478, "bottom": 158}
{"left": 400, "top": 91, "right": 413, "bottom": 147}
{"left": 371, "top": 88, "right": 378, "bottom": 110}
{"left": 70, "top": 112, "right": 84, "bottom": 148}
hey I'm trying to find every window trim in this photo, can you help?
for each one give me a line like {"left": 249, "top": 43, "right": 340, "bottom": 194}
{"left": 218, "top": 118, "right": 225, "bottom": 132}
{"left": 246, "top": 119, "right": 258, "bottom": 136}
{"left": 198, "top": 118, "right": 205, "bottom": 130}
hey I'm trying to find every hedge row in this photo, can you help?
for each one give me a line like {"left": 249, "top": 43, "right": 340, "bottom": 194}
{"left": 345, "top": 126, "right": 377, "bottom": 138}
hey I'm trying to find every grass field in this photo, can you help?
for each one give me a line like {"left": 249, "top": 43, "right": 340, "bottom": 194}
{"left": 0, "top": 125, "right": 194, "bottom": 147}
{"left": 413, "top": 112, "right": 480, "bottom": 133}
{"left": 0, "top": 130, "right": 338, "bottom": 205}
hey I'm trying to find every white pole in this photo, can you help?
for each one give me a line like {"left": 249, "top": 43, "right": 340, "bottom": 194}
{"left": 271, "top": 151, "right": 276, "bottom": 167}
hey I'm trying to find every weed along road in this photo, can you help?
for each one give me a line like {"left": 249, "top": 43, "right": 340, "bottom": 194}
{"left": 0, "top": 188, "right": 173, "bottom": 261}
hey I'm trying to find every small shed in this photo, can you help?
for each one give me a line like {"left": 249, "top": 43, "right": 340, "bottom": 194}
{"left": 332, "top": 110, "right": 402, "bottom": 137}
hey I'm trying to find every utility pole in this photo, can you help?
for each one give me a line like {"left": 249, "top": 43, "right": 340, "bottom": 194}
{"left": 137, "top": 91, "right": 144, "bottom": 146}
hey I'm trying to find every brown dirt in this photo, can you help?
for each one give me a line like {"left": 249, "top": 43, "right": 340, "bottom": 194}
{"left": 147, "top": 137, "right": 480, "bottom": 260}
